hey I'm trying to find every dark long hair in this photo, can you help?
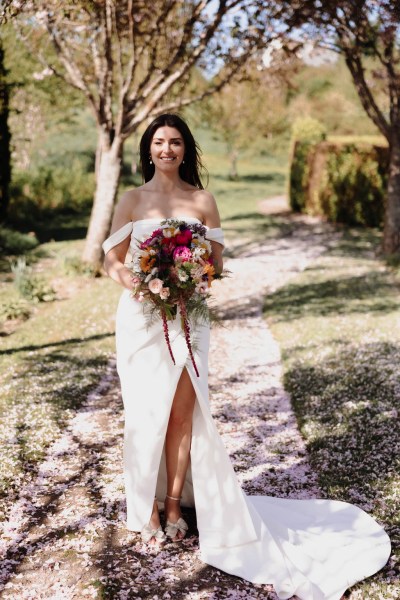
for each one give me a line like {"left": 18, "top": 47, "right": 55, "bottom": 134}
{"left": 139, "top": 113, "right": 207, "bottom": 189}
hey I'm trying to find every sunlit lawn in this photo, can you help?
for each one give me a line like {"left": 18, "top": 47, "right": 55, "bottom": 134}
{"left": 264, "top": 228, "right": 400, "bottom": 598}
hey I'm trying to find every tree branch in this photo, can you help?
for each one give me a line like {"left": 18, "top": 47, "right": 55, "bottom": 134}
{"left": 344, "top": 51, "right": 390, "bottom": 139}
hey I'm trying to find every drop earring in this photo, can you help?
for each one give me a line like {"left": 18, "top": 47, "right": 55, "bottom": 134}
{"left": 149, "top": 155, "right": 153, "bottom": 165}
{"left": 182, "top": 159, "right": 185, "bottom": 164}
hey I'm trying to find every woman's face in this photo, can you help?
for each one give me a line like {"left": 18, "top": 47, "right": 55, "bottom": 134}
{"left": 150, "top": 126, "right": 185, "bottom": 171}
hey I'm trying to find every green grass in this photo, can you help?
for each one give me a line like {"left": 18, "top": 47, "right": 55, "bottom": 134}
{"left": 264, "top": 228, "right": 400, "bottom": 598}
{"left": 0, "top": 240, "right": 120, "bottom": 513}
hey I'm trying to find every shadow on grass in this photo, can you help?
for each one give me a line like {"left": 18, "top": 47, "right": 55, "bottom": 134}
{"left": 285, "top": 341, "right": 399, "bottom": 549}
{"left": 0, "top": 370, "right": 278, "bottom": 600}
{"left": 0, "top": 346, "right": 111, "bottom": 501}
{"left": 211, "top": 171, "right": 285, "bottom": 185}
{"left": 7, "top": 209, "right": 90, "bottom": 244}
{"left": 327, "top": 227, "right": 382, "bottom": 260}
{"left": 0, "top": 331, "right": 113, "bottom": 356}
{"left": 264, "top": 271, "right": 399, "bottom": 322}
{"left": 239, "top": 173, "right": 286, "bottom": 184}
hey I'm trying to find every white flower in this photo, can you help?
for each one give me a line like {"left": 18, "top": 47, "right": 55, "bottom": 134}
{"left": 192, "top": 247, "right": 206, "bottom": 258}
{"left": 178, "top": 269, "right": 189, "bottom": 282}
{"left": 203, "top": 239, "right": 212, "bottom": 253}
{"left": 160, "top": 287, "right": 170, "bottom": 300}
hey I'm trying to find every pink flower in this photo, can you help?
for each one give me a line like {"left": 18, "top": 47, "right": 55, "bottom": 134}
{"left": 150, "top": 228, "right": 162, "bottom": 239}
{"left": 140, "top": 229, "right": 162, "bottom": 249}
{"left": 173, "top": 246, "right": 192, "bottom": 261}
{"left": 195, "top": 281, "right": 208, "bottom": 294}
{"left": 148, "top": 278, "right": 163, "bottom": 294}
{"left": 160, "top": 287, "right": 170, "bottom": 300}
{"left": 175, "top": 229, "right": 192, "bottom": 245}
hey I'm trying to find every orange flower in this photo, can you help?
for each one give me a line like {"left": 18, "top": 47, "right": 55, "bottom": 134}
{"left": 203, "top": 263, "right": 215, "bottom": 287}
{"left": 140, "top": 254, "right": 156, "bottom": 273}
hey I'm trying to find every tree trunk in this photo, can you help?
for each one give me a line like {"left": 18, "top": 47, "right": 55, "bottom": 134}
{"left": 383, "top": 128, "right": 400, "bottom": 255}
{"left": 0, "top": 39, "right": 11, "bottom": 222}
{"left": 229, "top": 148, "right": 239, "bottom": 180}
{"left": 82, "top": 133, "right": 123, "bottom": 266}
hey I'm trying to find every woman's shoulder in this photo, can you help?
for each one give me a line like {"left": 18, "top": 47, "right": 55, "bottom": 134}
{"left": 191, "top": 188, "right": 216, "bottom": 204}
{"left": 117, "top": 187, "right": 144, "bottom": 215}
{"left": 191, "top": 189, "right": 220, "bottom": 227}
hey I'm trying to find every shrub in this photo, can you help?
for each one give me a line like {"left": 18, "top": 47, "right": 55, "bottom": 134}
{"left": 289, "top": 136, "right": 388, "bottom": 227}
{"left": 11, "top": 257, "right": 56, "bottom": 303}
{"left": 0, "top": 299, "right": 31, "bottom": 323}
{"left": 291, "top": 116, "right": 328, "bottom": 144}
{"left": 289, "top": 117, "right": 327, "bottom": 212}
{"left": 8, "top": 161, "right": 95, "bottom": 224}
{"left": 319, "top": 144, "right": 387, "bottom": 227}
{"left": 0, "top": 226, "right": 39, "bottom": 255}
{"left": 62, "top": 255, "right": 101, "bottom": 277}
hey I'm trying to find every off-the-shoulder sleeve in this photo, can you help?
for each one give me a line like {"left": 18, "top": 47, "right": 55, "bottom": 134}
{"left": 102, "top": 221, "right": 133, "bottom": 256}
{"left": 206, "top": 227, "right": 225, "bottom": 248}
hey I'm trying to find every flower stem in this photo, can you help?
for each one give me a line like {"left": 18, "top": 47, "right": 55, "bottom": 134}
{"left": 179, "top": 297, "right": 199, "bottom": 378}
{"left": 162, "top": 308, "right": 176, "bottom": 366}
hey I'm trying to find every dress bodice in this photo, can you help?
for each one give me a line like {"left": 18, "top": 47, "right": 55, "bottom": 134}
{"left": 102, "top": 217, "right": 225, "bottom": 256}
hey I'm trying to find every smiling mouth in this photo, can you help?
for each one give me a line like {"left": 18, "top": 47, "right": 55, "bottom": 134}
{"left": 160, "top": 157, "right": 176, "bottom": 161}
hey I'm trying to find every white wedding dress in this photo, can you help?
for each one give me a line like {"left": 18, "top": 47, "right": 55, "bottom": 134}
{"left": 102, "top": 217, "right": 391, "bottom": 600}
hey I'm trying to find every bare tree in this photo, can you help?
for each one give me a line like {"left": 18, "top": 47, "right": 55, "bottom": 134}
{"left": 285, "top": 0, "right": 400, "bottom": 254}
{"left": 12, "top": 0, "right": 280, "bottom": 266}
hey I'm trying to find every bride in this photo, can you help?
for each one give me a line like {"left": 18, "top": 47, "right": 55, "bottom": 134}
{"left": 102, "top": 113, "right": 390, "bottom": 600}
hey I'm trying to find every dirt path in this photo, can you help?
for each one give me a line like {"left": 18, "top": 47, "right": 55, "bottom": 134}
{"left": 0, "top": 202, "right": 340, "bottom": 600}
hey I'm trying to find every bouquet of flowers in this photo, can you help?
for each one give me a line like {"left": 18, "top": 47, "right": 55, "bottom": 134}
{"left": 129, "top": 218, "right": 224, "bottom": 377}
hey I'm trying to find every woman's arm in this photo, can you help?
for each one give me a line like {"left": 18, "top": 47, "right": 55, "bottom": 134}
{"left": 196, "top": 190, "right": 224, "bottom": 274}
{"left": 103, "top": 191, "right": 136, "bottom": 290}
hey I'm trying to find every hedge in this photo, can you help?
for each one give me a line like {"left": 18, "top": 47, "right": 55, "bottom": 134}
{"left": 289, "top": 137, "right": 389, "bottom": 228}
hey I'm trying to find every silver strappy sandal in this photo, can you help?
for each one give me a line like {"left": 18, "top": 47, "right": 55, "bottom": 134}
{"left": 141, "top": 523, "right": 167, "bottom": 545}
{"left": 164, "top": 494, "right": 189, "bottom": 541}
{"left": 141, "top": 497, "right": 167, "bottom": 546}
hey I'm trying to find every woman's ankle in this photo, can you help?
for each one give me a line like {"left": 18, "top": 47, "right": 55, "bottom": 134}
{"left": 165, "top": 494, "right": 182, "bottom": 522}
{"left": 149, "top": 499, "right": 161, "bottom": 528}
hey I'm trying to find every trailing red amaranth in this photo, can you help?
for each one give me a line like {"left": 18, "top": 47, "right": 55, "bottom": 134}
{"left": 129, "top": 219, "right": 227, "bottom": 377}
{"left": 161, "top": 308, "right": 176, "bottom": 366}
{"left": 179, "top": 296, "right": 199, "bottom": 378}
